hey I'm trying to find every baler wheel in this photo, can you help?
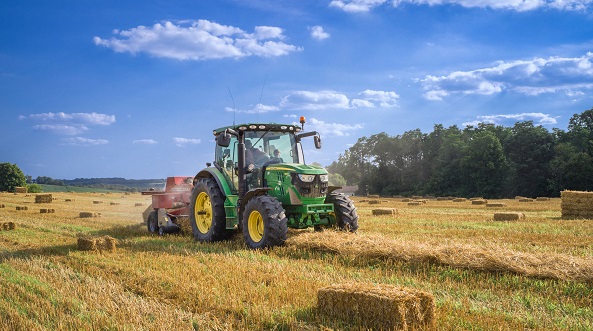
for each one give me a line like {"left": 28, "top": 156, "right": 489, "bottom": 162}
{"left": 147, "top": 211, "right": 159, "bottom": 234}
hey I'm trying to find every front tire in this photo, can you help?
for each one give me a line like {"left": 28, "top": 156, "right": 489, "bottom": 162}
{"left": 147, "top": 211, "right": 159, "bottom": 234}
{"left": 325, "top": 192, "right": 359, "bottom": 232}
{"left": 242, "top": 195, "right": 287, "bottom": 249}
{"left": 190, "top": 177, "right": 229, "bottom": 242}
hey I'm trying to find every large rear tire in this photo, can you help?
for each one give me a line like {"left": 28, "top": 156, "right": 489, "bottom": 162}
{"left": 242, "top": 195, "right": 287, "bottom": 249}
{"left": 190, "top": 177, "right": 229, "bottom": 242}
{"left": 147, "top": 211, "right": 159, "bottom": 234}
{"left": 325, "top": 192, "right": 359, "bottom": 232}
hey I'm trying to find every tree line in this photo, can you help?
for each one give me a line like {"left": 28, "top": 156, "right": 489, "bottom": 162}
{"left": 327, "top": 108, "right": 593, "bottom": 198}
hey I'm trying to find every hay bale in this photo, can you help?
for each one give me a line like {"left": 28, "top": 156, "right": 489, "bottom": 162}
{"left": 1, "top": 222, "right": 16, "bottom": 231}
{"left": 0, "top": 204, "right": 5, "bottom": 208}
{"left": 401, "top": 198, "right": 411, "bottom": 202}
{"left": 486, "top": 203, "right": 506, "bottom": 208}
{"left": 93, "top": 201, "right": 102, "bottom": 204}
{"left": 15, "top": 187, "right": 27, "bottom": 194}
{"left": 536, "top": 197, "right": 550, "bottom": 201}
{"left": 469, "top": 197, "right": 483, "bottom": 201}
{"left": 317, "top": 283, "right": 436, "bottom": 331}
{"left": 16, "top": 206, "right": 28, "bottom": 211}
{"left": 77, "top": 237, "right": 96, "bottom": 251}
{"left": 368, "top": 200, "right": 381, "bottom": 205}
{"left": 494, "top": 212, "right": 525, "bottom": 221}
{"left": 35, "top": 194, "right": 53, "bottom": 203}
{"left": 79, "top": 212, "right": 101, "bottom": 218}
{"left": 40, "top": 208, "right": 48, "bottom": 213}
{"left": 515, "top": 196, "right": 527, "bottom": 200}
{"left": 519, "top": 198, "right": 534, "bottom": 202}
{"left": 372, "top": 208, "right": 397, "bottom": 216}
{"left": 408, "top": 202, "right": 421, "bottom": 206}
{"left": 97, "top": 236, "right": 117, "bottom": 252}
{"left": 561, "top": 190, "right": 593, "bottom": 219}
{"left": 472, "top": 199, "right": 487, "bottom": 205}
{"left": 110, "top": 202, "right": 120, "bottom": 206}
{"left": 135, "top": 203, "right": 144, "bottom": 207}
{"left": 452, "top": 198, "right": 466, "bottom": 202}
{"left": 414, "top": 199, "right": 428, "bottom": 204}
{"left": 7, "top": 222, "right": 15, "bottom": 230}
{"left": 359, "top": 199, "right": 368, "bottom": 203}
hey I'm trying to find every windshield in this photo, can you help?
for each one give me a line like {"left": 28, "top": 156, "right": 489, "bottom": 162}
{"left": 244, "top": 130, "right": 301, "bottom": 166}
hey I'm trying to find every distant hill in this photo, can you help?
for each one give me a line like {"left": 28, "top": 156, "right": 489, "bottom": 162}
{"left": 62, "top": 178, "right": 166, "bottom": 191}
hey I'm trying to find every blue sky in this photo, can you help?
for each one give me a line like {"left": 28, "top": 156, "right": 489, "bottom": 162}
{"left": 2, "top": 0, "right": 593, "bottom": 179}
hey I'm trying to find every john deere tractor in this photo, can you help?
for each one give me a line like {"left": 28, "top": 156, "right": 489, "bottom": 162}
{"left": 190, "top": 117, "right": 358, "bottom": 249}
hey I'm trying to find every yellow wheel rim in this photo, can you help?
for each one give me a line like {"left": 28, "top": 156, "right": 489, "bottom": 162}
{"left": 248, "top": 210, "right": 264, "bottom": 243}
{"left": 195, "top": 192, "right": 212, "bottom": 234}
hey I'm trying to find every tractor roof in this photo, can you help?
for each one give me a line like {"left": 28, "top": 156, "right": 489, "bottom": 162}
{"left": 212, "top": 123, "right": 302, "bottom": 136}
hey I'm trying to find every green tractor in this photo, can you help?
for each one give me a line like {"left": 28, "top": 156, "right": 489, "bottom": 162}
{"left": 189, "top": 117, "right": 358, "bottom": 249}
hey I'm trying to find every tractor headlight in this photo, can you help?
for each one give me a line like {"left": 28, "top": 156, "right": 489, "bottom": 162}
{"left": 319, "top": 174, "right": 329, "bottom": 182}
{"left": 297, "top": 174, "right": 315, "bottom": 182}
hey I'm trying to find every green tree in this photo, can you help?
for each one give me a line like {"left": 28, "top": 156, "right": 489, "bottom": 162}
{"left": 0, "top": 163, "right": 27, "bottom": 192}
{"left": 27, "top": 183, "right": 43, "bottom": 193}
{"left": 462, "top": 131, "right": 510, "bottom": 198}
{"left": 328, "top": 173, "right": 347, "bottom": 186}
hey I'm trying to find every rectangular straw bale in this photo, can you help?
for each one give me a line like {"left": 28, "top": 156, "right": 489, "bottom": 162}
{"left": 359, "top": 199, "right": 368, "bottom": 203}
{"left": 15, "top": 187, "right": 27, "bottom": 194}
{"left": 35, "top": 194, "right": 53, "bottom": 203}
{"left": 452, "top": 198, "right": 466, "bottom": 202}
{"left": 93, "top": 201, "right": 102, "bottom": 204}
{"left": 372, "top": 208, "right": 397, "bottom": 216}
{"left": 16, "top": 206, "right": 28, "bottom": 211}
{"left": 65, "top": 199, "right": 74, "bottom": 202}
{"left": 368, "top": 200, "right": 381, "bottom": 205}
{"left": 411, "top": 195, "right": 423, "bottom": 199}
{"left": 1, "top": 222, "right": 15, "bottom": 231}
{"left": 486, "top": 203, "right": 506, "bottom": 208}
{"left": 135, "top": 203, "right": 144, "bottom": 206}
{"left": 401, "top": 198, "right": 411, "bottom": 202}
{"left": 79, "top": 212, "right": 101, "bottom": 218}
{"left": 494, "top": 212, "right": 525, "bottom": 221}
{"left": 77, "top": 237, "right": 96, "bottom": 251}
{"left": 408, "top": 202, "right": 421, "bottom": 206}
{"left": 0, "top": 204, "right": 4, "bottom": 208}
{"left": 469, "top": 197, "right": 483, "bottom": 201}
{"left": 471, "top": 199, "right": 487, "bottom": 205}
{"left": 317, "top": 283, "right": 436, "bottom": 331}
{"left": 536, "top": 197, "right": 550, "bottom": 201}
{"left": 110, "top": 202, "right": 120, "bottom": 205}
{"left": 519, "top": 198, "right": 534, "bottom": 202}
{"left": 561, "top": 190, "right": 593, "bottom": 219}
{"left": 97, "top": 236, "right": 117, "bottom": 252}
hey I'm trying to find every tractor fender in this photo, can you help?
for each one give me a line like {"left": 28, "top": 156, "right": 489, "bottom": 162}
{"left": 194, "top": 168, "right": 234, "bottom": 197}
{"left": 328, "top": 186, "right": 343, "bottom": 194}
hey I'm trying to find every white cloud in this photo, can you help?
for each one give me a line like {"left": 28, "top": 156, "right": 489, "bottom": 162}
{"left": 279, "top": 90, "right": 351, "bottom": 110}
{"left": 225, "top": 103, "right": 280, "bottom": 114}
{"left": 33, "top": 124, "right": 88, "bottom": 135}
{"left": 133, "top": 139, "right": 158, "bottom": 144}
{"left": 173, "top": 137, "right": 201, "bottom": 147}
{"left": 62, "top": 137, "right": 109, "bottom": 146}
{"left": 307, "top": 118, "right": 364, "bottom": 136}
{"left": 420, "top": 52, "right": 593, "bottom": 100}
{"left": 309, "top": 25, "right": 330, "bottom": 40}
{"left": 24, "top": 112, "right": 115, "bottom": 125}
{"left": 330, "top": 0, "right": 593, "bottom": 12}
{"left": 94, "top": 20, "right": 301, "bottom": 60}
{"left": 278, "top": 89, "right": 399, "bottom": 110}
{"left": 462, "top": 112, "right": 559, "bottom": 127}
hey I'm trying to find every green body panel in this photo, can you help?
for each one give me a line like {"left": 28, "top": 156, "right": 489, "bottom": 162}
{"left": 263, "top": 164, "right": 336, "bottom": 228}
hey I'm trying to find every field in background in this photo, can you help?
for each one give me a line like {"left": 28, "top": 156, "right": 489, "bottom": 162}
{"left": 0, "top": 192, "right": 592, "bottom": 330}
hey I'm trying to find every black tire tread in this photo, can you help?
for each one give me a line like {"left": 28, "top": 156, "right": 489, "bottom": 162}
{"left": 147, "top": 211, "right": 159, "bottom": 234}
{"left": 189, "top": 177, "right": 229, "bottom": 242}
{"left": 242, "top": 195, "right": 288, "bottom": 249}
{"left": 325, "top": 192, "right": 359, "bottom": 232}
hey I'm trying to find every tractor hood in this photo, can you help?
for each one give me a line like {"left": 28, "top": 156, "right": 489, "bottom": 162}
{"left": 265, "top": 163, "right": 328, "bottom": 175}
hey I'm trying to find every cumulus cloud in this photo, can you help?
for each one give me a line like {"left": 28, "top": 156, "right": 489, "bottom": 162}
{"left": 309, "top": 25, "right": 330, "bottom": 40}
{"left": 133, "top": 139, "right": 158, "bottom": 144}
{"left": 33, "top": 124, "right": 88, "bottom": 135}
{"left": 94, "top": 20, "right": 302, "bottom": 60}
{"left": 23, "top": 112, "right": 115, "bottom": 125}
{"left": 173, "top": 137, "right": 201, "bottom": 147}
{"left": 278, "top": 89, "right": 399, "bottom": 110}
{"left": 225, "top": 103, "right": 280, "bottom": 114}
{"left": 306, "top": 118, "right": 364, "bottom": 136}
{"left": 62, "top": 137, "right": 109, "bottom": 146}
{"left": 420, "top": 52, "right": 593, "bottom": 100}
{"left": 330, "top": 0, "right": 593, "bottom": 12}
{"left": 462, "top": 112, "right": 559, "bottom": 127}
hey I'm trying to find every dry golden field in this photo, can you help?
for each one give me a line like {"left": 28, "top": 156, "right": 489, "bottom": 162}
{"left": 1, "top": 191, "right": 592, "bottom": 330}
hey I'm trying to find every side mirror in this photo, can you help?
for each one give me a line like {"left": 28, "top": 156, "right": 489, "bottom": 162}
{"left": 314, "top": 135, "right": 322, "bottom": 149}
{"left": 217, "top": 132, "right": 231, "bottom": 147}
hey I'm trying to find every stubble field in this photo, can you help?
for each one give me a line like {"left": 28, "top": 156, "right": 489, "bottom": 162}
{"left": 0, "top": 191, "right": 592, "bottom": 330}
